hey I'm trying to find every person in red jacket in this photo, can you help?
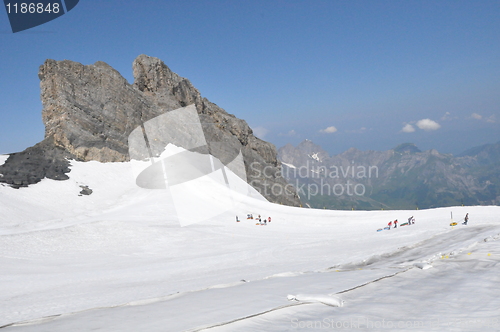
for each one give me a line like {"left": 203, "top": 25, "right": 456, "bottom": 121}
{"left": 394, "top": 219, "right": 398, "bottom": 228}
{"left": 387, "top": 221, "right": 392, "bottom": 229}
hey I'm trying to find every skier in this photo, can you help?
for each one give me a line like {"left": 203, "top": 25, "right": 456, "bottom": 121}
{"left": 463, "top": 213, "right": 469, "bottom": 225}
{"left": 263, "top": 217, "right": 267, "bottom": 225}
{"left": 268, "top": 217, "right": 271, "bottom": 223}
{"left": 236, "top": 216, "right": 240, "bottom": 222}
{"left": 394, "top": 219, "right": 398, "bottom": 228}
{"left": 408, "top": 216, "right": 413, "bottom": 225}
{"left": 387, "top": 221, "right": 392, "bottom": 229}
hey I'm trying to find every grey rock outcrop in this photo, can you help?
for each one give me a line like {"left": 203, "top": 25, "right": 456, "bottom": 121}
{"left": 79, "top": 185, "right": 93, "bottom": 196}
{"left": 0, "top": 55, "right": 301, "bottom": 206}
{"left": 0, "top": 136, "right": 72, "bottom": 188}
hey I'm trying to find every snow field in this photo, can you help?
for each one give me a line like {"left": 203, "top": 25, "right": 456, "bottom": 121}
{"left": 0, "top": 156, "right": 499, "bottom": 331}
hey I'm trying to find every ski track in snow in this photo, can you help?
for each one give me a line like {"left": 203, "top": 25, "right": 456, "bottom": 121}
{"left": 0, "top": 158, "right": 500, "bottom": 331}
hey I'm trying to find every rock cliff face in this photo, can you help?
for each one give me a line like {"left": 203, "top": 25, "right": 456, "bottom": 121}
{"left": 0, "top": 55, "right": 301, "bottom": 206}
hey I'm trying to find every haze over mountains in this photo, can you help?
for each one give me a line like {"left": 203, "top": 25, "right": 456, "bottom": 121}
{"left": 278, "top": 140, "right": 500, "bottom": 210}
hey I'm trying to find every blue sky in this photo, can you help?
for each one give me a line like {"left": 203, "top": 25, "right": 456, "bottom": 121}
{"left": 1, "top": 0, "right": 499, "bottom": 155}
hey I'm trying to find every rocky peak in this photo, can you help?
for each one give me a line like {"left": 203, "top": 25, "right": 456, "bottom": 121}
{"left": 38, "top": 57, "right": 158, "bottom": 162}
{"left": 278, "top": 140, "right": 330, "bottom": 166}
{"left": 458, "top": 141, "right": 500, "bottom": 165}
{"left": 0, "top": 55, "right": 301, "bottom": 206}
{"left": 132, "top": 54, "right": 202, "bottom": 111}
{"left": 393, "top": 143, "right": 421, "bottom": 155}
{"left": 297, "top": 140, "right": 329, "bottom": 161}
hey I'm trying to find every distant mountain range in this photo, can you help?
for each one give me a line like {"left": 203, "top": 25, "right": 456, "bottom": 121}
{"left": 278, "top": 140, "right": 500, "bottom": 210}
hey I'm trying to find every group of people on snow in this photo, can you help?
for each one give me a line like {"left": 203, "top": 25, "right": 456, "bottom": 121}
{"left": 236, "top": 214, "right": 271, "bottom": 225}
{"left": 384, "top": 213, "right": 469, "bottom": 230}
{"left": 386, "top": 216, "right": 415, "bottom": 229}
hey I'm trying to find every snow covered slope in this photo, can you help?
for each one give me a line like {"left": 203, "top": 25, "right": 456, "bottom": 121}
{"left": 0, "top": 157, "right": 499, "bottom": 331}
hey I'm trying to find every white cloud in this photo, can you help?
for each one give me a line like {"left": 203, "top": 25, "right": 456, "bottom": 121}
{"left": 469, "top": 113, "right": 496, "bottom": 123}
{"left": 416, "top": 119, "right": 441, "bottom": 131}
{"left": 252, "top": 126, "right": 269, "bottom": 139}
{"left": 441, "top": 112, "right": 454, "bottom": 121}
{"left": 319, "top": 126, "right": 337, "bottom": 134}
{"left": 401, "top": 124, "right": 416, "bottom": 133}
{"left": 278, "top": 129, "right": 297, "bottom": 137}
{"left": 345, "top": 127, "right": 368, "bottom": 134}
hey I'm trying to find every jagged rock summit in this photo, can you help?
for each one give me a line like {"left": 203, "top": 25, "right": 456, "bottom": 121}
{"left": 0, "top": 55, "right": 301, "bottom": 206}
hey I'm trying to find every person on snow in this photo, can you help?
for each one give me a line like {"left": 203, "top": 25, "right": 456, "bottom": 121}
{"left": 263, "top": 217, "right": 267, "bottom": 225}
{"left": 394, "top": 219, "right": 398, "bottom": 228}
{"left": 268, "top": 217, "right": 271, "bottom": 223}
{"left": 463, "top": 213, "right": 469, "bottom": 225}
{"left": 408, "top": 216, "right": 413, "bottom": 225}
{"left": 388, "top": 221, "right": 392, "bottom": 229}
{"left": 236, "top": 216, "right": 240, "bottom": 222}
